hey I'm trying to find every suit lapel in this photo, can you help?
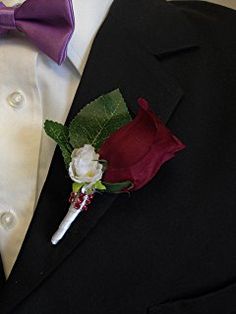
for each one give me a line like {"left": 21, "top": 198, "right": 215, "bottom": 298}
{"left": 0, "top": 254, "right": 5, "bottom": 290}
{"left": 0, "top": 0, "right": 200, "bottom": 312}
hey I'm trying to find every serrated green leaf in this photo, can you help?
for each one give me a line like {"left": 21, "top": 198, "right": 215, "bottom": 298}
{"left": 69, "top": 89, "right": 132, "bottom": 150}
{"left": 61, "top": 149, "right": 72, "bottom": 168}
{"left": 104, "top": 181, "right": 133, "bottom": 193}
{"left": 44, "top": 120, "right": 72, "bottom": 167}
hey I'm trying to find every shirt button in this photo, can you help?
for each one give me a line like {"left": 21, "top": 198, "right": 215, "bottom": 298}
{"left": 7, "top": 91, "right": 25, "bottom": 108}
{"left": 0, "top": 212, "right": 16, "bottom": 230}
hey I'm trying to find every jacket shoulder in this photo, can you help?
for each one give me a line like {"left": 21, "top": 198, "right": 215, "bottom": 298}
{"left": 170, "top": 0, "right": 236, "bottom": 29}
{"left": 170, "top": 1, "right": 236, "bottom": 47}
{"left": 171, "top": 0, "right": 235, "bottom": 15}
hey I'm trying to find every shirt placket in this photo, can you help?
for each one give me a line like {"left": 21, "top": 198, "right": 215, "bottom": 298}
{"left": 0, "top": 36, "right": 42, "bottom": 278}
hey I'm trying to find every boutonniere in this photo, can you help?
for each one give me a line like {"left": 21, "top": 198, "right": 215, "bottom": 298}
{"left": 44, "top": 89, "right": 185, "bottom": 245}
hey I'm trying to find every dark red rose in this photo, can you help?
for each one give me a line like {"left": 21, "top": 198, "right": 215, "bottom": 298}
{"left": 99, "top": 98, "right": 185, "bottom": 191}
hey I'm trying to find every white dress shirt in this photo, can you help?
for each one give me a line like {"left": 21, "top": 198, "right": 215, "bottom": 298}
{"left": 0, "top": 0, "right": 113, "bottom": 279}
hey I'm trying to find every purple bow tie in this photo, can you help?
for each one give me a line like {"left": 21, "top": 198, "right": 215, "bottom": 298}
{"left": 0, "top": 0, "right": 75, "bottom": 65}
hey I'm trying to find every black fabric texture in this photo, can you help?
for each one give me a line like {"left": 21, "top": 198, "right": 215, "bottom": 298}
{"left": 0, "top": 1, "right": 235, "bottom": 313}
{"left": 0, "top": 255, "right": 6, "bottom": 290}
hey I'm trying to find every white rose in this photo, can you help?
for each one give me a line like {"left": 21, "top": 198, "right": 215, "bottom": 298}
{"left": 69, "top": 144, "right": 103, "bottom": 184}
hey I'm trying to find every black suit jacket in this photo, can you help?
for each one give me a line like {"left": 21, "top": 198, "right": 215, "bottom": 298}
{"left": 0, "top": 0, "right": 236, "bottom": 313}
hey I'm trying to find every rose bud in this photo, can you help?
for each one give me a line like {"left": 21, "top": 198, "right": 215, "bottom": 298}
{"left": 99, "top": 98, "right": 186, "bottom": 191}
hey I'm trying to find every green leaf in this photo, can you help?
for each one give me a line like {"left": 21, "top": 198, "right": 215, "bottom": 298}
{"left": 69, "top": 89, "right": 132, "bottom": 150}
{"left": 44, "top": 120, "right": 72, "bottom": 167}
{"left": 104, "top": 181, "right": 133, "bottom": 193}
{"left": 72, "top": 182, "right": 84, "bottom": 193}
{"left": 94, "top": 181, "right": 107, "bottom": 191}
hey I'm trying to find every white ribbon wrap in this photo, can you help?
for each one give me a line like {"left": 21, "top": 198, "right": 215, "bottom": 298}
{"left": 51, "top": 194, "right": 89, "bottom": 245}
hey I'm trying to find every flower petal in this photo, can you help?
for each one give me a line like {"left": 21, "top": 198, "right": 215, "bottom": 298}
{"left": 99, "top": 98, "right": 185, "bottom": 191}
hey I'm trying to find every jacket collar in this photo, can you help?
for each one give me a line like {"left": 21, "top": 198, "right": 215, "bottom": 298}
{"left": 68, "top": 0, "right": 114, "bottom": 74}
{"left": 68, "top": 0, "right": 200, "bottom": 73}
{"left": 108, "top": 0, "right": 200, "bottom": 58}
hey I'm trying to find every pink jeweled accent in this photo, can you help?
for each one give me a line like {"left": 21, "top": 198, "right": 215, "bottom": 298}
{"left": 82, "top": 206, "right": 88, "bottom": 211}
{"left": 68, "top": 192, "right": 77, "bottom": 204}
{"left": 72, "top": 192, "right": 94, "bottom": 211}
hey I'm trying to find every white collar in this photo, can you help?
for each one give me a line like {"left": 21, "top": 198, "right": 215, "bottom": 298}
{"left": 1, "top": 0, "right": 114, "bottom": 74}
{"left": 68, "top": 0, "right": 114, "bottom": 74}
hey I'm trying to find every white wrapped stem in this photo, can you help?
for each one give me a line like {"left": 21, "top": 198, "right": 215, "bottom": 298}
{"left": 51, "top": 194, "right": 89, "bottom": 245}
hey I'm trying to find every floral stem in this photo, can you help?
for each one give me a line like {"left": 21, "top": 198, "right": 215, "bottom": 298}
{"left": 51, "top": 194, "right": 89, "bottom": 245}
